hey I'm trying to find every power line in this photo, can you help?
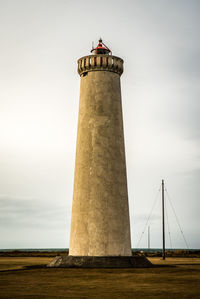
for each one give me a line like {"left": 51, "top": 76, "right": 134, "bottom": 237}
{"left": 165, "top": 189, "right": 189, "bottom": 250}
{"left": 136, "top": 186, "right": 161, "bottom": 248}
{"left": 165, "top": 197, "right": 173, "bottom": 249}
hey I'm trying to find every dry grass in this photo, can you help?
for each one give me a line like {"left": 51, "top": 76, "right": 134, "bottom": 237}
{"left": 0, "top": 257, "right": 51, "bottom": 271}
{"left": 0, "top": 257, "right": 200, "bottom": 298}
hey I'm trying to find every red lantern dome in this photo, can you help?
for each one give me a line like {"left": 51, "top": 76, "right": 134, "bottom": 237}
{"left": 91, "top": 38, "right": 112, "bottom": 55}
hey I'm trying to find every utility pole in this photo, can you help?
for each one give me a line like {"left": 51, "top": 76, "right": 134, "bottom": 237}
{"left": 148, "top": 226, "right": 150, "bottom": 250}
{"left": 162, "top": 179, "right": 166, "bottom": 260}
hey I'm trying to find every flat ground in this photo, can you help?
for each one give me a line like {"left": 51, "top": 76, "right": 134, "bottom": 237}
{"left": 0, "top": 257, "right": 200, "bottom": 298}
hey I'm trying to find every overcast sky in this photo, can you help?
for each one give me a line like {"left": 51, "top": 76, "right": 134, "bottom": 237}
{"left": 0, "top": 0, "right": 199, "bottom": 249}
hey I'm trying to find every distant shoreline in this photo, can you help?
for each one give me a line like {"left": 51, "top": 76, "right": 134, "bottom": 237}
{"left": 0, "top": 248, "right": 199, "bottom": 252}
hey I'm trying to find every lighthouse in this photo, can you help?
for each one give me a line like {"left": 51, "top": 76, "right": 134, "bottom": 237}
{"left": 69, "top": 39, "right": 132, "bottom": 257}
{"left": 49, "top": 40, "right": 151, "bottom": 267}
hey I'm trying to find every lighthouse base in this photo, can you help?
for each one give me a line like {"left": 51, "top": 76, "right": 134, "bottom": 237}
{"left": 48, "top": 255, "right": 152, "bottom": 268}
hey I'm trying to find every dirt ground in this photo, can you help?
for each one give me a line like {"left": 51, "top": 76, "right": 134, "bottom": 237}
{"left": 0, "top": 257, "right": 200, "bottom": 298}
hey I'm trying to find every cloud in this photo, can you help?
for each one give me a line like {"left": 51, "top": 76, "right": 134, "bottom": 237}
{"left": 0, "top": 195, "right": 69, "bottom": 229}
{"left": 0, "top": 0, "right": 199, "bottom": 249}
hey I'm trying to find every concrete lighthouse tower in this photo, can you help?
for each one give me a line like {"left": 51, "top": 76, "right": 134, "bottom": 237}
{"left": 49, "top": 40, "right": 151, "bottom": 268}
{"left": 69, "top": 39, "right": 132, "bottom": 258}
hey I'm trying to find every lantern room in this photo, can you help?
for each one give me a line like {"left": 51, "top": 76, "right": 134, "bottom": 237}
{"left": 91, "top": 38, "right": 111, "bottom": 55}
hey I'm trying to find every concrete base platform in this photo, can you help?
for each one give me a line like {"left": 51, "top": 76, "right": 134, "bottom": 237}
{"left": 48, "top": 255, "right": 152, "bottom": 268}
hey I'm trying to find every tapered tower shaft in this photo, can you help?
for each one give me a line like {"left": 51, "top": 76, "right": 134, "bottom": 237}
{"left": 69, "top": 41, "right": 132, "bottom": 256}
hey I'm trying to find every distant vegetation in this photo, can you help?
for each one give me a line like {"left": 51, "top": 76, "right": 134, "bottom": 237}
{"left": 0, "top": 249, "right": 200, "bottom": 258}
{"left": 133, "top": 249, "right": 200, "bottom": 258}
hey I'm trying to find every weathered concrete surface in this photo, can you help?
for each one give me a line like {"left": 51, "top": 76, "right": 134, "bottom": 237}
{"left": 69, "top": 66, "right": 132, "bottom": 257}
{"left": 48, "top": 256, "right": 152, "bottom": 268}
